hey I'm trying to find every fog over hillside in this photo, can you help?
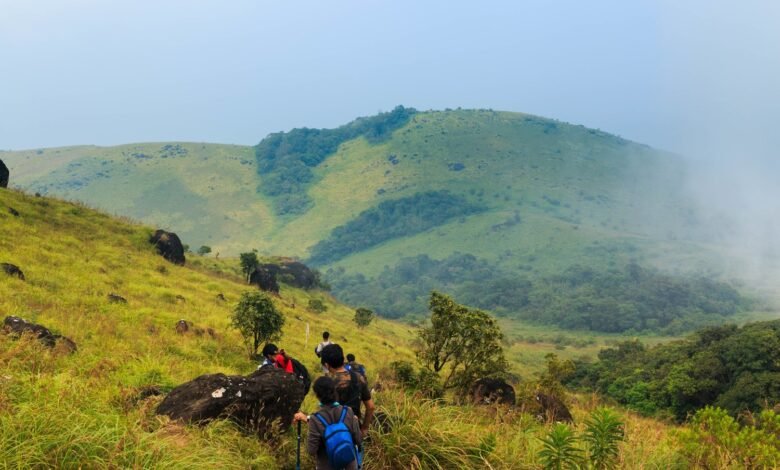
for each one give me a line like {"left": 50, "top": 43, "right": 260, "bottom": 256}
{"left": 655, "top": 1, "right": 780, "bottom": 292}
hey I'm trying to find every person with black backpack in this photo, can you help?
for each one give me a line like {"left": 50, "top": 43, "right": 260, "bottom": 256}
{"left": 320, "top": 344, "right": 374, "bottom": 439}
{"left": 294, "top": 376, "right": 362, "bottom": 470}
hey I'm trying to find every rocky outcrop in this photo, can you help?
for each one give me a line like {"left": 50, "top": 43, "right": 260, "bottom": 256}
{"left": 149, "top": 230, "right": 185, "bottom": 265}
{"left": 0, "top": 159, "right": 8, "bottom": 188}
{"left": 1, "top": 263, "right": 25, "bottom": 281}
{"left": 259, "top": 260, "right": 320, "bottom": 290}
{"left": 2, "top": 316, "right": 77, "bottom": 352}
{"left": 249, "top": 266, "right": 280, "bottom": 294}
{"left": 156, "top": 367, "right": 306, "bottom": 436}
{"left": 470, "top": 378, "right": 516, "bottom": 406}
{"left": 534, "top": 392, "right": 573, "bottom": 423}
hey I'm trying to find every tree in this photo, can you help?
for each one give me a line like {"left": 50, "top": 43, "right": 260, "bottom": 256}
{"left": 231, "top": 292, "right": 284, "bottom": 357}
{"left": 239, "top": 251, "right": 260, "bottom": 283}
{"left": 197, "top": 245, "right": 212, "bottom": 256}
{"left": 417, "top": 291, "right": 509, "bottom": 393}
{"left": 353, "top": 307, "right": 374, "bottom": 328}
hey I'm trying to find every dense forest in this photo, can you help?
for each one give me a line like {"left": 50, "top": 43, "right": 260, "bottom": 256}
{"left": 254, "top": 105, "right": 416, "bottom": 215}
{"left": 326, "top": 259, "right": 747, "bottom": 334}
{"left": 308, "top": 191, "right": 484, "bottom": 265}
{"left": 568, "top": 320, "right": 780, "bottom": 420}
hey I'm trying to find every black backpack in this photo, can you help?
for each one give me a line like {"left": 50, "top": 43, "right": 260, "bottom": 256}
{"left": 290, "top": 358, "right": 311, "bottom": 395}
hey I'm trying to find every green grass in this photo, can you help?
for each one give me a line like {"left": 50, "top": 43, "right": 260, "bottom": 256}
{"left": 2, "top": 187, "right": 773, "bottom": 468}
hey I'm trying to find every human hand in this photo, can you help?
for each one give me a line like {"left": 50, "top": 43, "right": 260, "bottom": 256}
{"left": 294, "top": 412, "right": 308, "bottom": 423}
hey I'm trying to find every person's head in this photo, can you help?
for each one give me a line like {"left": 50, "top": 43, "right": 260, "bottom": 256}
{"left": 312, "top": 376, "right": 338, "bottom": 405}
{"left": 320, "top": 343, "right": 345, "bottom": 370}
{"left": 322, "top": 331, "right": 330, "bottom": 341}
{"left": 261, "top": 343, "right": 278, "bottom": 361}
{"left": 346, "top": 353, "right": 355, "bottom": 363}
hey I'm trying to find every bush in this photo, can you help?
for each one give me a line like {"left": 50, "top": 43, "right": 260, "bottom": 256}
{"left": 197, "top": 246, "right": 212, "bottom": 256}
{"left": 308, "top": 299, "right": 327, "bottom": 313}
{"left": 230, "top": 292, "right": 284, "bottom": 357}
{"left": 583, "top": 408, "right": 625, "bottom": 469}
{"left": 353, "top": 308, "right": 374, "bottom": 328}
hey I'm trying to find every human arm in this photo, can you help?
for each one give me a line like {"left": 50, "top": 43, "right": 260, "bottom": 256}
{"left": 306, "top": 414, "right": 322, "bottom": 457}
{"left": 361, "top": 398, "right": 375, "bottom": 436}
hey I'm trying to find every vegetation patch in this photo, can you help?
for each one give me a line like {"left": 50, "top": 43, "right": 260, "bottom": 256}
{"left": 569, "top": 320, "right": 780, "bottom": 419}
{"left": 308, "top": 191, "right": 484, "bottom": 265}
{"left": 254, "top": 105, "right": 417, "bottom": 215}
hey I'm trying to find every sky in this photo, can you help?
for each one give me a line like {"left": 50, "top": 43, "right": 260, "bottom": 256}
{"left": 1, "top": 0, "right": 778, "bottom": 153}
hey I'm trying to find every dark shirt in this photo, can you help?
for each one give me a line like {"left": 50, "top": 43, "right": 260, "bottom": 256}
{"left": 331, "top": 369, "right": 371, "bottom": 419}
{"left": 307, "top": 404, "right": 362, "bottom": 470}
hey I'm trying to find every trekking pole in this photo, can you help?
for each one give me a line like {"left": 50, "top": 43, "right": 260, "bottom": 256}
{"left": 296, "top": 420, "right": 302, "bottom": 470}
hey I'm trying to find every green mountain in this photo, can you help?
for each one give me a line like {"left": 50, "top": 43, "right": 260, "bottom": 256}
{"left": 1, "top": 108, "right": 765, "bottom": 332}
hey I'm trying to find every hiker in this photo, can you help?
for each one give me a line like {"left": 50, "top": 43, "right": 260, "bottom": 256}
{"left": 320, "top": 344, "right": 374, "bottom": 437}
{"left": 258, "top": 343, "right": 293, "bottom": 373}
{"left": 344, "top": 354, "right": 366, "bottom": 378}
{"left": 315, "top": 331, "right": 333, "bottom": 373}
{"left": 294, "top": 376, "right": 362, "bottom": 470}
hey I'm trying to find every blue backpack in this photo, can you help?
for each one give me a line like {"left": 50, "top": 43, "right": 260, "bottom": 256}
{"left": 314, "top": 406, "right": 356, "bottom": 469}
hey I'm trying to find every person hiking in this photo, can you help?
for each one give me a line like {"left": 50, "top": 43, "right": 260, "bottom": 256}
{"left": 344, "top": 354, "right": 366, "bottom": 378}
{"left": 315, "top": 331, "right": 333, "bottom": 373}
{"left": 294, "top": 376, "right": 362, "bottom": 470}
{"left": 320, "top": 344, "right": 374, "bottom": 438}
{"left": 258, "top": 343, "right": 293, "bottom": 374}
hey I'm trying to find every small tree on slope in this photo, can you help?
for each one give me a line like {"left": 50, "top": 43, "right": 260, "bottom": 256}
{"left": 231, "top": 291, "right": 284, "bottom": 357}
{"left": 417, "top": 291, "right": 509, "bottom": 394}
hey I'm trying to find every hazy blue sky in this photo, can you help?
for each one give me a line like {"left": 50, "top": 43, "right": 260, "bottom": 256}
{"left": 1, "top": 0, "right": 778, "bottom": 153}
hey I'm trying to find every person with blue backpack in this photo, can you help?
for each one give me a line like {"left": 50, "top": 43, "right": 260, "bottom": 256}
{"left": 294, "top": 376, "right": 362, "bottom": 469}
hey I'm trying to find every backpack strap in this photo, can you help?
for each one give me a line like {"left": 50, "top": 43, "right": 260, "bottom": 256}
{"left": 338, "top": 405, "right": 349, "bottom": 424}
{"left": 313, "top": 412, "right": 329, "bottom": 427}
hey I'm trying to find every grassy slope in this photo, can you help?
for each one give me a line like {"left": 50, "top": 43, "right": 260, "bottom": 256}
{"left": 0, "top": 188, "right": 692, "bottom": 468}
{"left": 0, "top": 188, "right": 415, "bottom": 467}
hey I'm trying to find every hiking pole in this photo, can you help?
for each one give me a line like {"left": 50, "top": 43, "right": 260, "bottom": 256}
{"left": 296, "top": 420, "right": 302, "bottom": 470}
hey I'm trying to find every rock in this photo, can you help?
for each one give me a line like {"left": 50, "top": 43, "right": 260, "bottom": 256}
{"left": 149, "top": 229, "right": 186, "bottom": 265}
{"left": 175, "top": 295, "right": 186, "bottom": 303}
{"left": 156, "top": 367, "right": 306, "bottom": 436}
{"left": 8, "top": 207, "right": 19, "bottom": 217}
{"left": 175, "top": 320, "right": 189, "bottom": 334}
{"left": 1, "top": 263, "right": 25, "bottom": 281}
{"left": 2, "top": 316, "right": 77, "bottom": 352}
{"left": 0, "top": 159, "right": 8, "bottom": 188}
{"left": 470, "top": 378, "right": 516, "bottom": 406}
{"left": 256, "top": 260, "right": 320, "bottom": 290}
{"left": 107, "top": 293, "right": 127, "bottom": 304}
{"left": 206, "top": 328, "right": 217, "bottom": 339}
{"left": 216, "top": 293, "right": 226, "bottom": 301}
{"left": 249, "top": 266, "right": 279, "bottom": 294}
{"left": 535, "top": 393, "right": 573, "bottom": 423}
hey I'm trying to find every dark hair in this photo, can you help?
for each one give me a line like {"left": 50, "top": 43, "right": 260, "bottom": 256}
{"left": 261, "top": 343, "right": 278, "bottom": 358}
{"left": 322, "top": 331, "right": 330, "bottom": 340}
{"left": 313, "top": 376, "right": 338, "bottom": 404}
{"left": 320, "top": 343, "right": 345, "bottom": 368}
{"left": 346, "top": 353, "right": 355, "bottom": 362}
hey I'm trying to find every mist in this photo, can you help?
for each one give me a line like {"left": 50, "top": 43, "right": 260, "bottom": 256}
{"left": 656, "top": 2, "right": 780, "bottom": 290}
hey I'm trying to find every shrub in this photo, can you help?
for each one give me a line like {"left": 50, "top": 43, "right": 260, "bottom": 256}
{"left": 353, "top": 308, "right": 374, "bottom": 328}
{"left": 583, "top": 407, "right": 625, "bottom": 469}
{"left": 538, "top": 423, "right": 583, "bottom": 470}
{"left": 230, "top": 292, "right": 284, "bottom": 357}
{"left": 308, "top": 299, "right": 327, "bottom": 313}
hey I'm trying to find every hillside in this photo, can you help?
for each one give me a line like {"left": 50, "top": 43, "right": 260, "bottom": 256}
{"left": 2, "top": 108, "right": 772, "bottom": 330}
{"left": 0, "top": 187, "right": 413, "bottom": 467}
{"left": 3, "top": 188, "right": 779, "bottom": 468}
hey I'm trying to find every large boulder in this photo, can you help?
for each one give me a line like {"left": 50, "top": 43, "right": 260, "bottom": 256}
{"left": 156, "top": 367, "right": 306, "bottom": 436}
{"left": 149, "top": 230, "right": 186, "bottom": 265}
{"left": 0, "top": 159, "right": 8, "bottom": 188}
{"left": 2, "top": 316, "right": 77, "bottom": 352}
{"left": 248, "top": 266, "right": 280, "bottom": 294}
{"left": 258, "top": 260, "right": 319, "bottom": 290}
{"left": 1, "top": 263, "right": 25, "bottom": 281}
{"left": 534, "top": 392, "right": 574, "bottom": 423}
{"left": 470, "top": 378, "right": 516, "bottom": 406}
